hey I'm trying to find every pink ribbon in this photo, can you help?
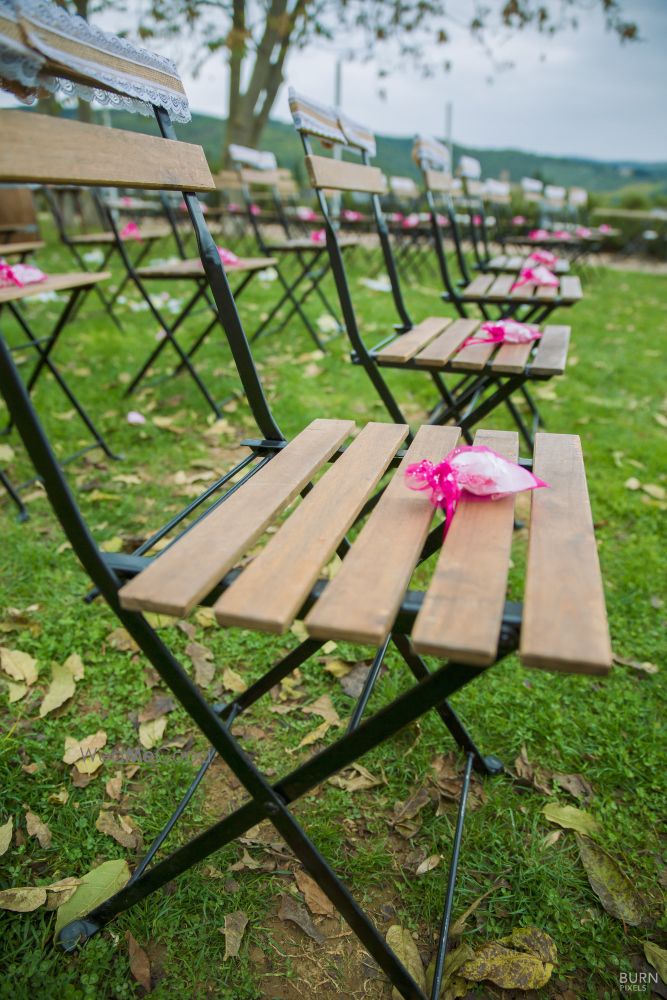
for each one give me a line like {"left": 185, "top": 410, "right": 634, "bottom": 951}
{"left": 342, "top": 209, "right": 363, "bottom": 222}
{"left": 575, "top": 226, "right": 592, "bottom": 238}
{"left": 528, "top": 249, "right": 558, "bottom": 267}
{"left": 462, "top": 318, "right": 542, "bottom": 348}
{"left": 121, "top": 195, "right": 133, "bottom": 207}
{"left": 598, "top": 223, "right": 612, "bottom": 235}
{"left": 227, "top": 202, "right": 242, "bottom": 214}
{"left": 511, "top": 264, "right": 559, "bottom": 291}
{"left": 512, "top": 215, "right": 526, "bottom": 225}
{"left": 436, "top": 214, "right": 449, "bottom": 227}
{"left": 297, "top": 206, "right": 318, "bottom": 221}
{"left": 120, "top": 221, "right": 142, "bottom": 241}
{"left": 310, "top": 229, "right": 326, "bottom": 245}
{"left": 528, "top": 228, "right": 549, "bottom": 241}
{"left": 472, "top": 214, "right": 482, "bottom": 226}
{"left": 0, "top": 259, "right": 47, "bottom": 288}
{"left": 249, "top": 203, "right": 261, "bottom": 217}
{"left": 405, "top": 445, "right": 548, "bottom": 536}
{"left": 217, "top": 246, "right": 241, "bottom": 266}
{"left": 552, "top": 229, "right": 572, "bottom": 240}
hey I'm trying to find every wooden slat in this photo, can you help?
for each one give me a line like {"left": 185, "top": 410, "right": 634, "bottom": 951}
{"left": 507, "top": 255, "right": 523, "bottom": 270}
{"left": 305, "top": 425, "right": 461, "bottom": 644}
{"left": 423, "top": 170, "right": 453, "bottom": 193}
{"left": 239, "top": 168, "right": 282, "bottom": 186}
{"left": 0, "top": 271, "right": 110, "bottom": 304}
{"left": 119, "top": 419, "right": 355, "bottom": 617}
{"left": 414, "top": 319, "right": 479, "bottom": 368}
{"left": 530, "top": 326, "right": 570, "bottom": 376}
{"left": 305, "top": 155, "right": 387, "bottom": 195}
{"left": 376, "top": 317, "right": 452, "bottom": 364}
{"left": 214, "top": 423, "right": 409, "bottom": 633}
{"left": 489, "top": 275, "right": 518, "bottom": 300}
{"left": 136, "top": 256, "right": 277, "bottom": 280}
{"left": 0, "top": 240, "right": 44, "bottom": 255}
{"left": 449, "top": 336, "right": 497, "bottom": 371}
{"left": 71, "top": 224, "right": 173, "bottom": 245}
{"left": 556, "top": 275, "right": 583, "bottom": 302}
{"left": 520, "top": 433, "right": 612, "bottom": 674}
{"left": 487, "top": 255, "right": 508, "bottom": 269}
{"left": 0, "top": 111, "right": 215, "bottom": 192}
{"left": 412, "top": 429, "right": 518, "bottom": 664}
{"left": 534, "top": 283, "right": 559, "bottom": 301}
{"left": 461, "top": 274, "right": 495, "bottom": 298}
{"left": 490, "top": 339, "right": 534, "bottom": 374}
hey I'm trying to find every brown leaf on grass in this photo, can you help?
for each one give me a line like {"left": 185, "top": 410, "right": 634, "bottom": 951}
{"left": 513, "top": 745, "right": 553, "bottom": 795}
{"left": 105, "top": 771, "right": 123, "bottom": 801}
{"left": 449, "top": 880, "right": 511, "bottom": 938}
{"left": 645, "top": 942, "right": 667, "bottom": 984}
{"left": 63, "top": 730, "right": 107, "bottom": 774}
{"left": 6, "top": 681, "right": 27, "bottom": 703}
{"left": 137, "top": 695, "right": 176, "bottom": 723}
{"left": 39, "top": 660, "right": 77, "bottom": 717}
{"left": 292, "top": 719, "right": 331, "bottom": 750}
{"left": 54, "top": 859, "right": 131, "bottom": 936}
{"left": 542, "top": 803, "right": 599, "bottom": 835}
{"left": 185, "top": 641, "right": 215, "bottom": 687}
{"left": 613, "top": 654, "right": 659, "bottom": 676}
{"left": 541, "top": 829, "right": 563, "bottom": 850}
{"left": 44, "top": 877, "right": 81, "bottom": 911}
{"left": 222, "top": 910, "right": 248, "bottom": 959}
{"left": 323, "top": 658, "right": 354, "bottom": 679}
{"left": 576, "top": 834, "right": 652, "bottom": 926}
{"left": 25, "top": 810, "right": 52, "bottom": 849}
{"left": 416, "top": 854, "right": 441, "bottom": 876}
{"left": 277, "top": 893, "right": 324, "bottom": 944}
{"left": 425, "top": 941, "right": 474, "bottom": 999}
{"left": 0, "top": 647, "right": 38, "bottom": 685}
{"left": 106, "top": 628, "right": 139, "bottom": 653}
{"left": 339, "top": 662, "right": 373, "bottom": 699}
{"left": 328, "top": 763, "right": 382, "bottom": 792}
{"left": 301, "top": 694, "right": 340, "bottom": 726}
{"left": 460, "top": 938, "right": 554, "bottom": 989}
{"left": 139, "top": 716, "right": 167, "bottom": 750}
{"left": 193, "top": 607, "right": 216, "bottom": 629}
{"left": 0, "top": 818, "right": 12, "bottom": 856}
{"left": 0, "top": 886, "right": 47, "bottom": 911}
{"left": 222, "top": 667, "right": 247, "bottom": 694}
{"left": 554, "top": 773, "right": 594, "bottom": 803}
{"left": 386, "top": 925, "right": 425, "bottom": 999}
{"left": 126, "top": 931, "right": 152, "bottom": 992}
{"left": 294, "top": 869, "right": 335, "bottom": 916}
{"left": 95, "top": 809, "right": 142, "bottom": 850}
{"left": 63, "top": 653, "right": 85, "bottom": 681}
{"left": 499, "top": 926, "right": 557, "bottom": 965}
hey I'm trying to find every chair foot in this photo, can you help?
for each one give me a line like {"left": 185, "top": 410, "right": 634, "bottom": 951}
{"left": 475, "top": 754, "right": 504, "bottom": 777}
{"left": 57, "top": 917, "right": 102, "bottom": 952}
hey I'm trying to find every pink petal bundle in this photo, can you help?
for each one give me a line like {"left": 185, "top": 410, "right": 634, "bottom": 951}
{"left": 511, "top": 264, "right": 559, "bottom": 292}
{"left": 0, "top": 259, "right": 47, "bottom": 288}
{"left": 552, "top": 229, "right": 572, "bottom": 240}
{"left": 528, "top": 249, "right": 558, "bottom": 267}
{"left": 512, "top": 215, "right": 526, "bottom": 226}
{"left": 462, "top": 318, "right": 542, "bottom": 348}
{"left": 249, "top": 203, "right": 261, "bottom": 216}
{"left": 310, "top": 229, "right": 326, "bottom": 245}
{"left": 296, "top": 206, "right": 318, "bottom": 222}
{"left": 217, "top": 246, "right": 241, "bottom": 267}
{"left": 598, "top": 223, "right": 612, "bottom": 235}
{"left": 528, "top": 228, "right": 549, "bottom": 241}
{"left": 227, "top": 202, "right": 242, "bottom": 214}
{"left": 401, "top": 213, "right": 420, "bottom": 229}
{"left": 405, "top": 445, "right": 548, "bottom": 536}
{"left": 575, "top": 226, "right": 592, "bottom": 238}
{"left": 119, "top": 221, "right": 142, "bottom": 241}
{"left": 342, "top": 209, "right": 363, "bottom": 222}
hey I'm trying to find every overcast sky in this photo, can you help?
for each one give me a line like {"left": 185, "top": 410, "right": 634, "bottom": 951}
{"left": 178, "top": 0, "right": 667, "bottom": 163}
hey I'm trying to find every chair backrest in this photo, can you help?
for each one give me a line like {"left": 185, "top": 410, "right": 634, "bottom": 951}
{"left": 0, "top": 185, "right": 40, "bottom": 241}
{"left": 521, "top": 177, "right": 543, "bottom": 203}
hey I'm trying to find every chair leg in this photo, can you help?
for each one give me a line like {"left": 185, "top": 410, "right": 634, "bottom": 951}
{"left": 0, "top": 466, "right": 29, "bottom": 521}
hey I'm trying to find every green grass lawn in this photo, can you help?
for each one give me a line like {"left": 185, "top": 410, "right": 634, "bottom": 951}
{"left": 0, "top": 229, "right": 666, "bottom": 1000}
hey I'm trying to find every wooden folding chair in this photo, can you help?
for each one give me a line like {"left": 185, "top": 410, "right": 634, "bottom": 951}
{"left": 290, "top": 94, "right": 570, "bottom": 450}
{"left": 0, "top": 14, "right": 612, "bottom": 998}
{"left": 415, "top": 141, "right": 584, "bottom": 323}
{"left": 229, "top": 143, "right": 351, "bottom": 349}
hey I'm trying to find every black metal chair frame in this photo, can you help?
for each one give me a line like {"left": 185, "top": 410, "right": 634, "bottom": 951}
{"left": 0, "top": 103, "right": 530, "bottom": 1000}
{"left": 0, "top": 279, "right": 119, "bottom": 519}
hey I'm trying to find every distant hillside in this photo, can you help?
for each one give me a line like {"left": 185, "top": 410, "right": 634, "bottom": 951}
{"left": 86, "top": 108, "right": 667, "bottom": 201}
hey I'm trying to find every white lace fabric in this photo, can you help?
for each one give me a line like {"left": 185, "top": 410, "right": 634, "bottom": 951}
{"left": 0, "top": 0, "right": 191, "bottom": 122}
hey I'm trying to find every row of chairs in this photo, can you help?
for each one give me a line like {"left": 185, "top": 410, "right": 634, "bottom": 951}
{"left": 0, "top": 4, "right": 612, "bottom": 997}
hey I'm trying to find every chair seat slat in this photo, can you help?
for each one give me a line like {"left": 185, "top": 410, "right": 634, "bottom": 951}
{"left": 376, "top": 317, "right": 452, "bottom": 364}
{"left": 490, "top": 340, "right": 535, "bottom": 374}
{"left": 119, "top": 418, "right": 355, "bottom": 617}
{"left": 214, "top": 422, "right": 408, "bottom": 632}
{"left": 136, "top": 257, "right": 277, "bottom": 280}
{"left": 305, "top": 425, "right": 461, "bottom": 644}
{"left": 530, "top": 326, "right": 570, "bottom": 375}
{"left": 461, "top": 274, "right": 495, "bottom": 297}
{"left": 520, "top": 433, "right": 612, "bottom": 674}
{"left": 0, "top": 272, "right": 110, "bottom": 304}
{"left": 412, "top": 429, "right": 518, "bottom": 664}
{"left": 413, "top": 319, "right": 478, "bottom": 368}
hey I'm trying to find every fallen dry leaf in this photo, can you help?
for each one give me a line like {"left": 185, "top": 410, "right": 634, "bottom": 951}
{"left": 576, "top": 834, "right": 651, "bottom": 927}
{"left": 137, "top": 694, "right": 176, "bottom": 723}
{"left": 460, "top": 939, "right": 554, "bottom": 990}
{"left": 278, "top": 893, "right": 324, "bottom": 944}
{"left": 126, "top": 931, "right": 152, "bottom": 991}
{"left": 0, "top": 647, "right": 38, "bottom": 686}
{"left": 323, "top": 658, "right": 354, "bottom": 679}
{"left": 193, "top": 607, "right": 216, "bottom": 629}
{"left": 106, "top": 628, "right": 139, "bottom": 653}
{"left": 644, "top": 941, "right": 667, "bottom": 984}
{"left": 613, "top": 654, "right": 659, "bottom": 676}
{"left": 7, "top": 681, "right": 27, "bottom": 703}
{"left": 416, "top": 854, "right": 441, "bottom": 876}
{"left": 139, "top": 716, "right": 167, "bottom": 750}
{"left": 25, "top": 810, "right": 52, "bottom": 849}
{"left": 294, "top": 869, "right": 335, "bottom": 916}
{"left": 186, "top": 641, "right": 215, "bottom": 687}
{"left": 293, "top": 719, "right": 331, "bottom": 750}
{"left": 222, "top": 667, "right": 247, "bottom": 694}
{"left": 449, "top": 881, "right": 510, "bottom": 938}
{"left": 95, "top": 809, "right": 141, "bottom": 849}
{"left": 63, "top": 730, "right": 107, "bottom": 774}
{"left": 222, "top": 910, "right": 248, "bottom": 959}
{"left": 554, "top": 773, "right": 594, "bottom": 803}
{"left": 386, "top": 925, "right": 425, "bottom": 1000}
{"left": 44, "top": 877, "right": 81, "bottom": 911}
{"left": 0, "top": 886, "right": 47, "bottom": 912}
{"left": 64, "top": 653, "right": 85, "bottom": 681}
{"left": 339, "top": 662, "right": 373, "bottom": 699}
{"left": 302, "top": 694, "right": 340, "bottom": 727}
{"left": 513, "top": 745, "right": 553, "bottom": 795}
{"left": 105, "top": 771, "right": 123, "bottom": 801}
{"left": 542, "top": 803, "right": 599, "bottom": 835}
{"left": 328, "top": 763, "right": 383, "bottom": 792}
{"left": 0, "top": 818, "right": 12, "bottom": 855}
{"left": 55, "top": 859, "right": 131, "bottom": 936}
{"left": 39, "top": 660, "right": 77, "bottom": 717}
